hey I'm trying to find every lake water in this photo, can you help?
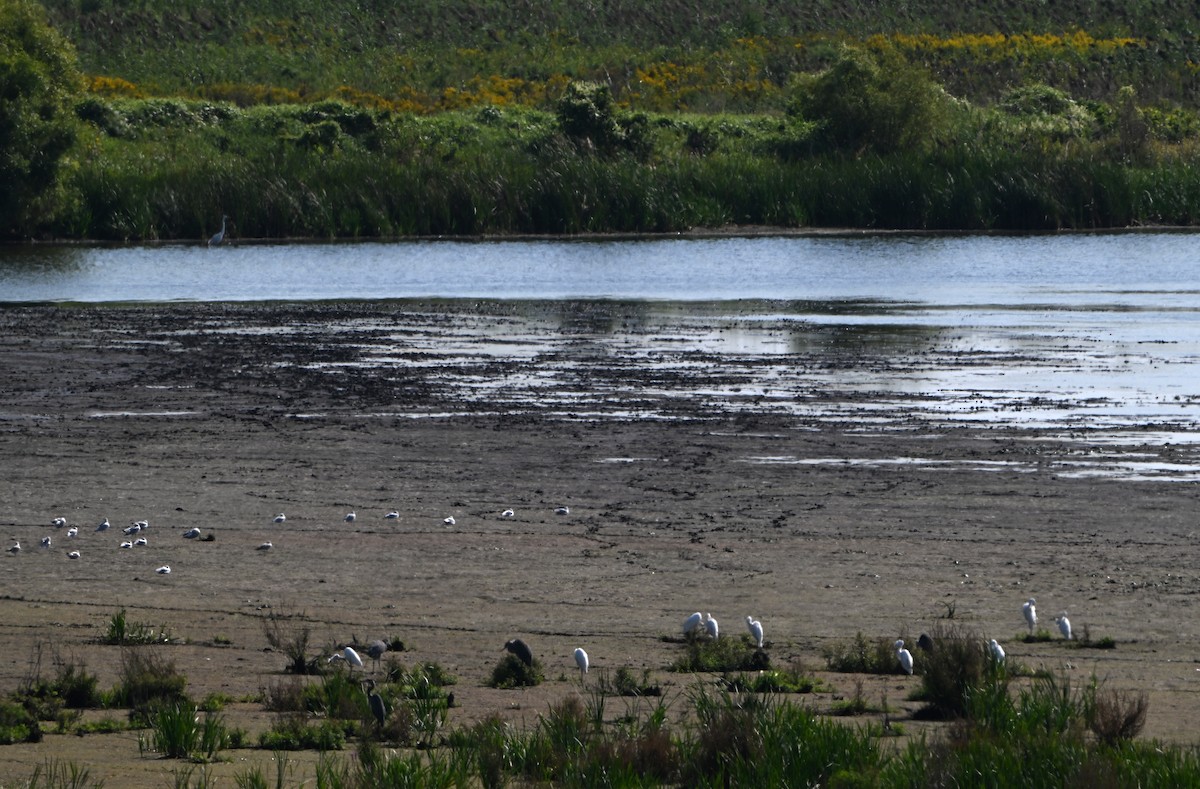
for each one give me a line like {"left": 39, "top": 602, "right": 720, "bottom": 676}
{"left": 2, "top": 232, "right": 1199, "bottom": 479}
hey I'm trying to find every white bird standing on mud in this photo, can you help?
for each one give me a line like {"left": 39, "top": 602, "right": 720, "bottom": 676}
{"left": 988, "top": 639, "right": 1006, "bottom": 664}
{"left": 683, "top": 611, "right": 704, "bottom": 637}
{"left": 704, "top": 613, "right": 719, "bottom": 640}
{"left": 329, "top": 646, "right": 364, "bottom": 672}
{"left": 895, "top": 639, "right": 914, "bottom": 675}
{"left": 1023, "top": 597, "right": 1037, "bottom": 634}
{"left": 1056, "top": 613, "right": 1073, "bottom": 640}
{"left": 745, "top": 616, "right": 764, "bottom": 648}
{"left": 574, "top": 647, "right": 589, "bottom": 677}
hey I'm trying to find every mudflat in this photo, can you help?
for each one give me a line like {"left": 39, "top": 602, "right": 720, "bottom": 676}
{"left": 0, "top": 302, "right": 1197, "bottom": 786}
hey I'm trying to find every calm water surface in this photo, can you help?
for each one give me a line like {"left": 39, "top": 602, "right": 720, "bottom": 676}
{"left": 3, "top": 233, "right": 1199, "bottom": 479}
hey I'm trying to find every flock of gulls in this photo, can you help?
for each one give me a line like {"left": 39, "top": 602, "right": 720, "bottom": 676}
{"left": 9, "top": 508, "right": 1073, "bottom": 680}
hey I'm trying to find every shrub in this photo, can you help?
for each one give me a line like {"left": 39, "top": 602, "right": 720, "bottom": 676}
{"left": 100, "top": 608, "right": 171, "bottom": 646}
{"left": 111, "top": 648, "right": 188, "bottom": 719}
{"left": 1088, "top": 687, "right": 1148, "bottom": 747}
{"left": 257, "top": 715, "right": 346, "bottom": 751}
{"left": 915, "top": 624, "right": 993, "bottom": 718}
{"left": 672, "top": 635, "right": 769, "bottom": 673}
{"left": 262, "top": 610, "right": 320, "bottom": 675}
{"left": 151, "top": 699, "right": 229, "bottom": 760}
{"left": 489, "top": 654, "right": 543, "bottom": 689}
{"left": 824, "top": 632, "right": 897, "bottom": 674}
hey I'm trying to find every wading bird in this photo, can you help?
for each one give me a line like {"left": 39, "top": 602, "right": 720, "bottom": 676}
{"left": 1056, "top": 613, "right": 1073, "bottom": 640}
{"left": 683, "top": 611, "right": 704, "bottom": 637}
{"left": 745, "top": 615, "right": 764, "bottom": 648}
{"left": 329, "top": 646, "right": 364, "bottom": 673}
{"left": 704, "top": 613, "right": 719, "bottom": 640}
{"left": 366, "top": 640, "right": 388, "bottom": 672}
{"left": 917, "top": 633, "right": 934, "bottom": 652}
{"left": 364, "top": 679, "right": 387, "bottom": 728}
{"left": 574, "top": 647, "right": 589, "bottom": 678}
{"left": 208, "top": 215, "right": 228, "bottom": 247}
{"left": 1023, "top": 597, "right": 1038, "bottom": 634}
{"left": 895, "top": 639, "right": 914, "bottom": 675}
{"left": 503, "top": 638, "right": 533, "bottom": 667}
{"left": 988, "top": 638, "right": 1006, "bottom": 664}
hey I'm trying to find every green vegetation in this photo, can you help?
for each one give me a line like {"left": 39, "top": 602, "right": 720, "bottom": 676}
{"left": 99, "top": 608, "right": 172, "bottom": 646}
{"left": 1, "top": 0, "right": 1200, "bottom": 237}
{"left": 489, "top": 654, "right": 544, "bottom": 689}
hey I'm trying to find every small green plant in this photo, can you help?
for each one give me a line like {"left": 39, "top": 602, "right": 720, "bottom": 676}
{"left": 262, "top": 609, "right": 320, "bottom": 675}
{"left": 100, "top": 609, "right": 172, "bottom": 645}
{"left": 598, "top": 666, "right": 661, "bottom": 697}
{"left": 489, "top": 655, "right": 543, "bottom": 689}
{"left": 233, "top": 752, "right": 291, "bottom": 789}
{"left": 257, "top": 715, "right": 346, "bottom": 751}
{"left": 23, "top": 759, "right": 103, "bottom": 789}
{"left": 151, "top": 699, "right": 228, "bottom": 760}
{"left": 823, "top": 632, "right": 897, "bottom": 674}
{"left": 111, "top": 648, "right": 188, "bottom": 720}
{"left": 672, "top": 636, "right": 769, "bottom": 673}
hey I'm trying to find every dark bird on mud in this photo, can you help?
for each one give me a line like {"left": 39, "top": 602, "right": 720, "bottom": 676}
{"left": 503, "top": 638, "right": 533, "bottom": 667}
{"left": 917, "top": 633, "right": 934, "bottom": 652}
{"left": 366, "top": 639, "right": 388, "bottom": 671}
{"left": 364, "top": 679, "right": 387, "bottom": 728}
{"left": 208, "top": 214, "right": 228, "bottom": 247}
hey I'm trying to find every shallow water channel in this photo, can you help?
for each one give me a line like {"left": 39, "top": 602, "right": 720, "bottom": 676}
{"left": 2, "top": 232, "right": 1199, "bottom": 479}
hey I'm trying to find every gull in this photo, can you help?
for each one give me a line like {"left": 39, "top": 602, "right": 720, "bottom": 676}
{"left": 67, "top": 550, "right": 81, "bottom": 559}
{"left": 156, "top": 565, "right": 171, "bottom": 574}
{"left": 183, "top": 527, "right": 201, "bottom": 539}
{"left": 273, "top": 513, "right": 286, "bottom": 523}
{"left": 555, "top": 506, "right": 570, "bottom": 515}
{"left": 124, "top": 524, "right": 142, "bottom": 535}
{"left": 134, "top": 537, "right": 147, "bottom": 546}
{"left": 443, "top": 516, "right": 456, "bottom": 526}
{"left": 344, "top": 512, "right": 356, "bottom": 522}
{"left": 120, "top": 541, "right": 133, "bottom": 549}
{"left": 257, "top": 541, "right": 273, "bottom": 551}
{"left": 96, "top": 518, "right": 111, "bottom": 532}
{"left": 51, "top": 517, "right": 67, "bottom": 528}
{"left": 66, "top": 527, "right": 78, "bottom": 538}
{"left": 134, "top": 520, "right": 149, "bottom": 530}
{"left": 384, "top": 511, "right": 399, "bottom": 519}
{"left": 6, "top": 540, "right": 20, "bottom": 554}
{"left": 501, "top": 508, "right": 515, "bottom": 518}
{"left": 40, "top": 536, "right": 52, "bottom": 549}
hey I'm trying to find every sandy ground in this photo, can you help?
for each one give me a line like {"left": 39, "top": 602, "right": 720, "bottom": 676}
{"left": 0, "top": 301, "right": 1198, "bottom": 786}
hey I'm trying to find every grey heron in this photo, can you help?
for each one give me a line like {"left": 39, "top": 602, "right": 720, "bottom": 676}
{"left": 503, "top": 638, "right": 533, "bottom": 667}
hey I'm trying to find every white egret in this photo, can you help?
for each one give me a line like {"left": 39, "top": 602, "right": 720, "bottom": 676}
{"left": 6, "top": 540, "right": 20, "bottom": 554}
{"left": 67, "top": 550, "right": 81, "bottom": 559}
{"left": 503, "top": 638, "right": 533, "bottom": 666}
{"left": 501, "top": 508, "right": 515, "bottom": 518}
{"left": 51, "top": 517, "right": 67, "bottom": 528}
{"left": 257, "top": 541, "right": 273, "bottom": 551}
{"left": 1022, "top": 597, "right": 1037, "bottom": 634}
{"left": 683, "top": 611, "right": 704, "bottom": 637}
{"left": 988, "top": 639, "right": 1006, "bottom": 664}
{"left": 183, "top": 527, "right": 201, "bottom": 539}
{"left": 555, "top": 506, "right": 570, "bottom": 515}
{"left": 96, "top": 518, "right": 110, "bottom": 532}
{"left": 207, "top": 214, "right": 228, "bottom": 247}
{"left": 443, "top": 516, "right": 456, "bottom": 525}
{"left": 385, "top": 511, "right": 399, "bottom": 519}
{"left": 1056, "top": 613, "right": 1073, "bottom": 640}
{"left": 66, "top": 527, "right": 78, "bottom": 538}
{"left": 344, "top": 512, "right": 356, "bottom": 522}
{"left": 574, "top": 647, "right": 589, "bottom": 677}
{"left": 895, "top": 639, "right": 914, "bottom": 675}
{"left": 333, "top": 646, "right": 364, "bottom": 672}
{"left": 745, "top": 615, "right": 764, "bottom": 648}
{"left": 156, "top": 565, "right": 171, "bottom": 574}
{"left": 40, "top": 536, "right": 52, "bottom": 549}
{"left": 274, "top": 513, "right": 286, "bottom": 523}
{"left": 134, "top": 537, "right": 147, "bottom": 546}
{"left": 704, "top": 613, "right": 719, "bottom": 640}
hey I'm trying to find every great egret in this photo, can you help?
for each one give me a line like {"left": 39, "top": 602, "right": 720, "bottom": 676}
{"left": 574, "top": 647, "right": 589, "bottom": 677}
{"left": 503, "top": 638, "right": 533, "bottom": 667}
{"left": 208, "top": 215, "right": 228, "bottom": 247}
{"left": 988, "top": 638, "right": 1006, "bottom": 663}
{"left": 366, "top": 640, "right": 388, "bottom": 672}
{"left": 67, "top": 550, "right": 81, "bottom": 559}
{"left": 51, "top": 517, "right": 67, "bottom": 528}
{"left": 1022, "top": 597, "right": 1037, "bottom": 633}
{"left": 363, "top": 679, "right": 387, "bottom": 728}
{"left": 895, "top": 639, "right": 914, "bottom": 675}
{"left": 704, "top": 613, "right": 719, "bottom": 640}
{"left": 384, "top": 511, "right": 399, "bottom": 519}
{"left": 331, "top": 646, "right": 364, "bottom": 672}
{"left": 257, "top": 541, "right": 273, "bottom": 551}
{"left": 344, "top": 512, "right": 356, "bottom": 523}
{"left": 745, "top": 616, "right": 764, "bottom": 648}
{"left": 501, "top": 508, "right": 515, "bottom": 518}
{"left": 1056, "top": 613, "right": 1073, "bottom": 640}
{"left": 683, "top": 611, "right": 703, "bottom": 637}
{"left": 96, "top": 519, "right": 110, "bottom": 532}
{"left": 156, "top": 564, "right": 171, "bottom": 574}
{"left": 274, "top": 513, "right": 286, "bottom": 523}
{"left": 183, "top": 527, "right": 201, "bottom": 539}
{"left": 66, "top": 527, "right": 78, "bottom": 538}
